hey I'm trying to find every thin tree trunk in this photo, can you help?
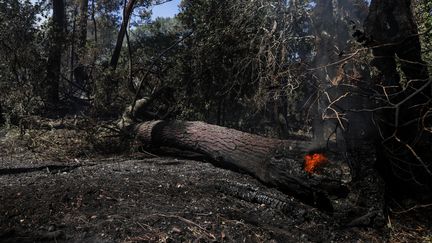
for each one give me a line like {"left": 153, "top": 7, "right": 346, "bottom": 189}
{"left": 124, "top": 0, "right": 133, "bottom": 91}
{"left": 109, "top": 0, "right": 137, "bottom": 71}
{"left": 44, "top": 0, "right": 65, "bottom": 106}
{"left": 70, "top": 6, "right": 78, "bottom": 86}
{"left": 91, "top": 0, "right": 97, "bottom": 43}
{"left": 96, "top": 0, "right": 136, "bottom": 111}
{"left": 77, "top": 0, "right": 88, "bottom": 51}
{"left": 74, "top": 0, "right": 89, "bottom": 98}
{"left": 0, "top": 103, "right": 4, "bottom": 125}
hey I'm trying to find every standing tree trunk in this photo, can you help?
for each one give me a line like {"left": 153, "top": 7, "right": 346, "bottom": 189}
{"left": 77, "top": 0, "right": 88, "bottom": 51}
{"left": 109, "top": 0, "right": 137, "bottom": 71}
{"left": 91, "top": 0, "right": 97, "bottom": 43}
{"left": 44, "top": 0, "right": 65, "bottom": 106}
{"left": 365, "top": 0, "right": 432, "bottom": 196}
{"left": 70, "top": 6, "right": 78, "bottom": 86}
{"left": 74, "top": 0, "right": 89, "bottom": 96}
{"left": 95, "top": 0, "right": 136, "bottom": 113}
{"left": 0, "top": 103, "right": 4, "bottom": 125}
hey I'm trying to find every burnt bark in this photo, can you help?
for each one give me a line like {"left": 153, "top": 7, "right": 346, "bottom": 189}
{"left": 132, "top": 120, "right": 353, "bottom": 212}
{"left": 91, "top": 0, "right": 97, "bottom": 43}
{"left": 69, "top": 0, "right": 90, "bottom": 98}
{"left": 77, "top": 0, "right": 88, "bottom": 51}
{"left": 70, "top": 6, "right": 77, "bottom": 85}
{"left": 214, "top": 180, "right": 294, "bottom": 213}
{"left": 44, "top": 0, "right": 65, "bottom": 106}
{"left": 365, "top": 0, "right": 432, "bottom": 196}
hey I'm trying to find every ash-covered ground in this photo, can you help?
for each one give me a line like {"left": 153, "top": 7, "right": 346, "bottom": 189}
{"left": 0, "top": 127, "right": 431, "bottom": 242}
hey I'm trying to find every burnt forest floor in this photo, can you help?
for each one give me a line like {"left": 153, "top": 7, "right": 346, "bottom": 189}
{"left": 0, "top": 124, "right": 431, "bottom": 243}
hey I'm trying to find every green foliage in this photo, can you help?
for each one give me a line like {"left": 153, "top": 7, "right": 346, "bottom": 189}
{"left": 172, "top": 0, "right": 314, "bottom": 134}
{"left": 0, "top": 0, "right": 45, "bottom": 122}
{"left": 1, "top": 0, "right": 429, "bottom": 139}
{"left": 414, "top": 0, "right": 432, "bottom": 67}
{"left": 131, "top": 17, "right": 184, "bottom": 82}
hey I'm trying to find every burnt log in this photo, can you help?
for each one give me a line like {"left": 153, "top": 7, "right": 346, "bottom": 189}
{"left": 132, "top": 120, "right": 351, "bottom": 212}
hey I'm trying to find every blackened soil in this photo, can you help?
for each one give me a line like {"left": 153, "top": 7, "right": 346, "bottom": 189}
{"left": 0, "top": 147, "right": 430, "bottom": 242}
{"left": 0, "top": 151, "right": 384, "bottom": 243}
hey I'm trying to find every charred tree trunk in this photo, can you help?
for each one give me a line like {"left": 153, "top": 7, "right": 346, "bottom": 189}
{"left": 74, "top": 0, "right": 89, "bottom": 96}
{"left": 44, "top": 0, "right": 65, "bottom": 106}
{"left": 365, "top": 0, "right": 432, "bottom": 196}
{"left": 0, "top": 103, "right": 4, "bottom": 125}
{"left": 77, "top": 0, "right": 88, "bottom": 51}
{"left": 110, "top": 0, "right": 136, "bottom": 71}
{"left": 91, "top": 0, "right": 97, "bottom": 43}
{"left": 70, "top": 7, "right": 77, "bottom": 85}
{"left": 131, "top": 120, "right": 354, "bottom": 212}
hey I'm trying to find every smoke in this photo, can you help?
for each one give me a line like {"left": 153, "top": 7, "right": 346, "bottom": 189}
{"left": 309, "top": 0, "right": 374, "bottom": 151}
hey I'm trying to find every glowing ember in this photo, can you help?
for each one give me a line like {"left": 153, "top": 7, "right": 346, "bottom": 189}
{"left": 304, "top": 153, "right": 328, "bottom": 174}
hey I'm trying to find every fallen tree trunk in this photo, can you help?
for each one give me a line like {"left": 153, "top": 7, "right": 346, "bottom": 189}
{"left": 132, "top": 120, "right": 349, "bottom": 212}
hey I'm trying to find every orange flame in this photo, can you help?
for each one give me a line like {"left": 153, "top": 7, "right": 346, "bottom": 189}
{"left": 304, "top": 153, "right": 328, "bottom": 174}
